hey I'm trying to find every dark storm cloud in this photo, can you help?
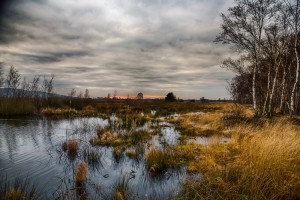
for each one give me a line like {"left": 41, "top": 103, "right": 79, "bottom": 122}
{"left": 0, "top": 0, "right": 234, "bottom": 98}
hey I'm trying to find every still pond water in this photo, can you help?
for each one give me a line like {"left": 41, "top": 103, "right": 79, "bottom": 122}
{"left": 0, "top": 117, "right": 188, "bottom": 199}
{"left": 0, "top": 116, "right": 228, "bottom": 199}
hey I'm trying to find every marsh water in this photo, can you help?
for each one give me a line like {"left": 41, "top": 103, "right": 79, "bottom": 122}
{"left": 0, "top": 116, "right": 228, "bottom": 199}
{"left": 0, "top": 117, "right": 185, "bottom": 199}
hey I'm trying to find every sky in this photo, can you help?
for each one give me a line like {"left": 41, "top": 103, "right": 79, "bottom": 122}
{"left": 0, "top": 0, "right": 235, "bottom": 99}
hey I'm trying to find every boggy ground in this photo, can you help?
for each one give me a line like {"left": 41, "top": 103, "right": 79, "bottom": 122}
{"left": 173, "top": 103, "right": 300, "bottom": 200}
{"left": 53, "top": 102, "right": 300, "bottom": 199}
{"left": 1, "top": 102, "right": 300, "bottom": 200}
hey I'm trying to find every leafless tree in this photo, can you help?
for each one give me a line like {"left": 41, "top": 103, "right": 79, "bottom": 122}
{"left": 6, "top": 66, "right": 21, "bottom": 97}
{"left": 78, "top": 91, "right": 83, "bottom": 98}
{"left": 69, "top": 88, "right": 76, "bottom": 109}
{"left": 0, "top": 64, "right": 4, "bottom": 88}
{"left": 217, "top": 0, "right": 280, "bottom": 115}
{"left": 84, "top": 88, "right": 90, "bottom": 99}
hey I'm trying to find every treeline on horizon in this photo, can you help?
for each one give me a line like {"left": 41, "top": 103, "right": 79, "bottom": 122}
{"left": 0, "top": 66, "right": 93, "bottom": 114}
{"left": 218, "top": 0, "right": 300, "bottom": 117}
{"left": 0, "top": 66, "right": 209, "bottom": 116}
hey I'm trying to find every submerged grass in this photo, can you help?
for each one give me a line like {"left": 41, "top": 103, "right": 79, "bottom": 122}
{"left": 82, "top": 147, "right": 102, "bottom": 165}
{"left": 113, "top": 176, "right": 130, "bottom": 200}
{"left": 178, "top": 118, "right": 300, "bottom": 200}
{"left": 0, "top": 177, "right": 37, "bottom": 200}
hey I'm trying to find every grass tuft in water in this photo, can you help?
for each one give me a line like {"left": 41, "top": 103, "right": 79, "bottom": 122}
{"left": 91, "top": 127, "right": 151, "bottom": 146}
{"left": 0, "top": 177, "right": 37, "bottom": 200}
{"left": 82, "top": 147, "right": 102, "bottom": 165}
{"left": 145, "top": 148, "right": 182, "bottom": 175}
{"left": 62, "top": 139, "right": 80, "bottom": 158}
{"left": 113, "top": 176, "right": 130, "bottom": 200}
{"left": 126, "top": 144, "right": 145, "bottom": 160}
{"left": 75, "top": 162, "right": 88, "bottom": 185}
{"left": 113, "top": 147, "right": 123, "bottom": 160}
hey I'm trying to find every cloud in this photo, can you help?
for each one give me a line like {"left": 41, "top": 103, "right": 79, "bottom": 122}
{"left": 0, "top": 0, "right": 234, "bottom": 99}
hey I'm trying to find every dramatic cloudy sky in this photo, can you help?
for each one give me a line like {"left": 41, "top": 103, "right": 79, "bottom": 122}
{"left": 0, "top": 0, "right": 235, "bottom": 99}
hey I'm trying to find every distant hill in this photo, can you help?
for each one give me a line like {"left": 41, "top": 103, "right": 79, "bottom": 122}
{"left": 0, "top": 88, "right": 68, "bottom": 98}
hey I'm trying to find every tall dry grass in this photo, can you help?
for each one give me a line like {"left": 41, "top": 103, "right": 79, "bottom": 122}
{"left": 179, "top": 118, "right": 300, "bottom": 200}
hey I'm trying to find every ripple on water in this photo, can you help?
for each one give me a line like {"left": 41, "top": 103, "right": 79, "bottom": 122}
{"left": 0, "top": 117, "right": 185, "bottom": 199}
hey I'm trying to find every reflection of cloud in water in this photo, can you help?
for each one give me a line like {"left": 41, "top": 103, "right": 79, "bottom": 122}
{"left": 0, "top": 117, "right": 186, "bottom": 199}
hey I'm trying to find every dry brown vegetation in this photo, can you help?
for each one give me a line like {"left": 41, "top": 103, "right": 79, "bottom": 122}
{"left": 41, "top": 107, "right": 78, "bottom": 115}
{"left": 177, "top": 116, "right": 300, "bottom": 200}
{"left": 75, "top": 162, "right": 88, "bottom": 184}
{"left": 62, "top": 139, "right": 80, "bottom": 158}
{"left": 3, "top": 188, "right": 22, "bottom": 200}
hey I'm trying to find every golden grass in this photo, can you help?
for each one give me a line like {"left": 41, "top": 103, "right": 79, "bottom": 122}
{"left": 179, "top": 118, "right": 300, "bottom": 200}
{"left": 175, "top": 103, "right": 253, "bottom": 138}
{"left": 75, "top": 162, "right": 88, "bottom": 184}
{"left": 176, "top": 113, "right": 224, "bottom": 137}
{"left": 41, "top": 107, "right": 78, "bottom": 115}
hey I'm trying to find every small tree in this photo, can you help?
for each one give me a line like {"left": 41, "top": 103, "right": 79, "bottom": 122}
{"left": 113, "top": 90, "right": 117, "bottom": 99}
{"left": 165, "top": 92, "right": 177, "bottom": 102}
{"left": 0, "top": 65, "right": 4, "bottom": 88}
{"left": 137, "top": 92, "right": 143, "bottom": 99}
{"left": 69, "top": 88, "right": 76, "bottom": 109}
{"left": 6, "top": 66, "right": 21, "bottom": 97}
{"left": 78, "top": 91, "right": 83, "bottom": 98}
{"left": 84, "top": 88, "right": 90, "bottom": 98}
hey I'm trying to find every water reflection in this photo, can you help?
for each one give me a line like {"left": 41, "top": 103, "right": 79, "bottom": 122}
{"left": 0, "top": 117, "right": 184, "bottom": 199}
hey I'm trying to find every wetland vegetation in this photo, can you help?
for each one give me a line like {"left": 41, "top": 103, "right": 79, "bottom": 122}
{"left": 0, "top": 102, "right": 299, "bottom": 199}
{"left": 1, "top": 0, "right": 300, "bottom": 199}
